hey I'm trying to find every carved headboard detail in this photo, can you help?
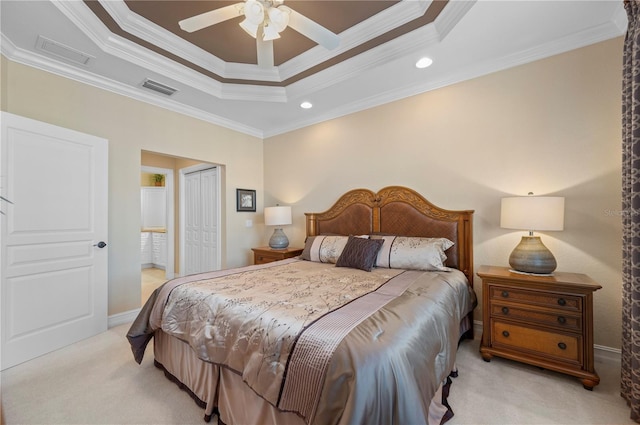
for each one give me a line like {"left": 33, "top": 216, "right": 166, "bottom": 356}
{"left": 305, "top": 186, "right": 474, "bottom": 285}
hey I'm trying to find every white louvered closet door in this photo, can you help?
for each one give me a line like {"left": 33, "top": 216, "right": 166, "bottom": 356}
{"left": 184, "top": 168, "right": 218, "bottom": 275}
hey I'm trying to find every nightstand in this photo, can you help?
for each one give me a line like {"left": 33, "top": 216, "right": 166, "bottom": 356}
{"left": 477, "top": 265, "right": 602, "bottom": 390}
{"left": 252, "top": 246, "right": 303, "bottom": 265}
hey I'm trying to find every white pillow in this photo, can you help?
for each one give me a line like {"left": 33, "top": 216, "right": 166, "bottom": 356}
{"left": 374, "top": 236, "right": 454, "bottom": 271}
{"left": 301, "top": 235, "right": 369, "bottom": 264}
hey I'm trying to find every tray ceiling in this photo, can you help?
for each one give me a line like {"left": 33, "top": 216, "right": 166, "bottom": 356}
{"left": 0, "top": 1, "right": 628, "bottom": 138}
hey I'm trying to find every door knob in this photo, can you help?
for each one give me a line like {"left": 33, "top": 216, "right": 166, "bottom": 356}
{"left": 93, "top": 241, "right": 107, "bottom": 248}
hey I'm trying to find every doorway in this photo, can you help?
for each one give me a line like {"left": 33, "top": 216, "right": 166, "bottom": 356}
{"left": 140, "top": 152, "right": 222, "bottom": 306}
{"left": 140, "top": 165, "right": 174, "bottom": 305}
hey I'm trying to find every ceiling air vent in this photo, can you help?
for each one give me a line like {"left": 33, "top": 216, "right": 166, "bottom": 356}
{"left": 35, "top": 35, "right": 94, "bottom": 66}
{"left": 141, "top": 79, "right": 178, "bottom": 96}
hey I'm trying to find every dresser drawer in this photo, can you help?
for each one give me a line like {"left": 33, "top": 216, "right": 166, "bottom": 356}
{"left": 252, "top": 247, "right": 303, "bottom": 265}
{"left": 491, "top": 303, "right": 582, "bottom": 332}
{"left": 255, "top": 253, "right": 279, "bottom": 264}
{"left": 490, "top": 286, "right": 582, "bottom": 312}
{"left": 492, "top": 321, "right": 582, "bottom": 364}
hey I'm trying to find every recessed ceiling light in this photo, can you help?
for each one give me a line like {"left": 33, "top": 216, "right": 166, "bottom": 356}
{"left": 415, "top": 57, "right": 433, "bottom": 69}
{"left": 300, "top": 101, "right": 313, "bottom": 109}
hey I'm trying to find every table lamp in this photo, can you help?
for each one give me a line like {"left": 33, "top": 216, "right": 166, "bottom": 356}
{"left": 500, "top": 194, "right": 565, "bottom": 274}
{"left": 264, "top": 205, "right": 292, "bottom": 249}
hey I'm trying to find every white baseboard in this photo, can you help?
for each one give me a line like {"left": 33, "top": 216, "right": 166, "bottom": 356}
{"left": 108, "top": 308, "right": 141, "bottom": 328}
{"left": 594, "top": 344, "right": 621, "bottom": 364}
{"left": 472, "top": 320, "right": 620, "bottom": 365}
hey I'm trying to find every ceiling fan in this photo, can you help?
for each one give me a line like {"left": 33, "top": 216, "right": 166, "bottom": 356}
{"left": 178, "top": 0, "right": 340, "bottom": 68}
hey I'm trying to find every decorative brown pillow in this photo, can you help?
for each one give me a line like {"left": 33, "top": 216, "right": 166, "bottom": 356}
{"left": 336, "top": 236, "right": 384, "bottom": 272}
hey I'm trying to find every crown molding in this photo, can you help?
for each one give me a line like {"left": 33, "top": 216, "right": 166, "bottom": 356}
{"left": 1, "top": 33, "right": 265, "bottom": 138}
{"left": 3, "top": 1, "right": 626, "bottom": 140}
{"left": 98, "top": 0, "right": 434, "bottom": 84}
{"left": 612, "top": 2, "right": 629, "bottom": 34}
{"left": 433, "top": 0, "right": 477, "bottom": 41}
{"left": 278, "top": 0, "right": 433, "bottom": 79}
{"left": 264, "top": 16, "right": 625, "bottom": 137}
{"left": 282, "top": 0, "right": 472, "bottom": 102}
{"left": 52, "top": 0, "right": 287, "bottom": 102}
{"left": 51, "top": 0, "right": 445, "bottom": 104}
{"left": 51, "top": 0, "right": 473, "bottom": 105}
{"left": 99, "top": 0, "right": 241, "bottom": 79}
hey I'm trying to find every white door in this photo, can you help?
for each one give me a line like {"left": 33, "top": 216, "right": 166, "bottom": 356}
{"left": 184, "top": 171, "right": 201, "bottom": 275}
{"left": 0, "top": 112, "right": 108, "bottom": 370}
{"left": 141, "top": 187, "right": 166, "bottom": 228}
{"left": 200, "top": 168, "right": 218, "bottom": 272}
{"left": 184, "top": 167, "right": 218, "bottom": 275}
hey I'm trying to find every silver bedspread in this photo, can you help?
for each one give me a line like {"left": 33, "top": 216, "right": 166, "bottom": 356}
{"left": 127, "top": 258, "right": 475, "bottom": 424}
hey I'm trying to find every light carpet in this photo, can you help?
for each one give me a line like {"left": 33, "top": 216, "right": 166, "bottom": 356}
{"left": 1, "top": 324, "right": 634, "bottom": 424}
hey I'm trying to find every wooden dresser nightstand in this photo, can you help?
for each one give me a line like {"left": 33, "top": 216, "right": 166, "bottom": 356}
{"left": 252, "top": 246, "right": 303, "bottom": 265}
{"left": 477, "top": 265, "right": 602, "bottom": 390}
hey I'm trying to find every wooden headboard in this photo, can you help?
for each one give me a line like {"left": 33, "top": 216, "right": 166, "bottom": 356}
{"left": 305, "top": 186, "right": 474, "bottom": 285}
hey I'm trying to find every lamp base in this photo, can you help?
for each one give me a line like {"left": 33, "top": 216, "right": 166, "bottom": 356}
{"left": 268, "top": 228, "right": 289, "bottom": 250}
{"left": 508, "top": 236, "right": 557, "bottom": 274}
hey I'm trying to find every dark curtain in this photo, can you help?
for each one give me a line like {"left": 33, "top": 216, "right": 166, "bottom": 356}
{"left": 622, "top": 1, "right": 640, "bottom": 422}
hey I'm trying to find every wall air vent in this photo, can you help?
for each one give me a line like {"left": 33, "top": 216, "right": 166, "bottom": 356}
{"left": 35, "top": 35, "right": 94, "bottom": 66}
{"left": 141, "top": 79, "right": 178, "bottom": 96}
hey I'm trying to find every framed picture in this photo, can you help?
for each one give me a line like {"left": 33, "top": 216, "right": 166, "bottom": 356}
{"left": 236, "top": 189, "right": 256, "bottom": 212}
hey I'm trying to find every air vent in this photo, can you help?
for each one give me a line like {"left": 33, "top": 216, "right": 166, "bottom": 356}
{"left": 141, "top": 79, "right": 178, "bottom": 96}
{"left": 35, "top": 35, "right": 94, "bottom": 66}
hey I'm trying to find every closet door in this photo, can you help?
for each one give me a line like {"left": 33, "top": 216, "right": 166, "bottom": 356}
{"left": 184, "top": 168, "right": 218, "bottom": 275}
{"left": 200, "top": 168, "right": 218, "bottom": 272}
{"left": 184, "top": 171, "right": 202, "bottom": 275}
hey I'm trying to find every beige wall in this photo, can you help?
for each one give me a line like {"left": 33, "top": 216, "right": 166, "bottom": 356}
{"left": 1, "top": 59, "right": 264, "bottom": 315}
{"left": 264, "top": 37, "right": 624, "bottom": 349}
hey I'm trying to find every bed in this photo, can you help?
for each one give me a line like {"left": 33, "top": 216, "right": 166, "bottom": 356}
{"left": 128, "top": 186, "right": 476, "bottom": 425}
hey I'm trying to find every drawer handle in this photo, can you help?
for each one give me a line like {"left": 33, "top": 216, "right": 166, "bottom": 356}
{"left": 501, "top": 307, "right": 510, "bottom": 315}
{"left": 502, "top": 330, "right": 510, "bottom": 338}
{"left": 501, "top": 291, "right": 509, "bottom": 298}
{"left": 557, "top": 298, "right": 567, "bottom": 306}
{"left": 557, "top": 316, "right": 566, "bottom": 324}
{"left": 558, "top": 342, "right": 567, "bottom": 350}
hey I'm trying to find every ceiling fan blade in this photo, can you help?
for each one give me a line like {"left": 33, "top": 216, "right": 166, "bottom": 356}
{"left": 280, "top": 6, "right": 340, "bottom": 50}
{"left": 179, "top": 3, "right": 244, "bottom": 33}
{"left": 256, "top": 36, "right": 274, "bottom": 68}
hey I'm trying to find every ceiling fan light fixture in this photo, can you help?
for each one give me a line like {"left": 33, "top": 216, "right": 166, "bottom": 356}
{"left": 243, "top": 0, "right": 265, "bottom": 24}
{"left": 179, "top": 0, "right": 340, "bottom": 68}
{"left": 263, "top": 24, "right": 281, "bottom": 41}
{"left": 268, "top": 6, "right": 289, "bottom": 32}
{"left": 240, "top": 19, "right": 259, "bottom": 38}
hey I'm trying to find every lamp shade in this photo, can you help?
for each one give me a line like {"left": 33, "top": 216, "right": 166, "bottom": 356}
{"left": 501, "top": 196, "right": 564, "bottom": 232}
{"left": 264, "top": 206, "right": 292, "bottom": 226}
